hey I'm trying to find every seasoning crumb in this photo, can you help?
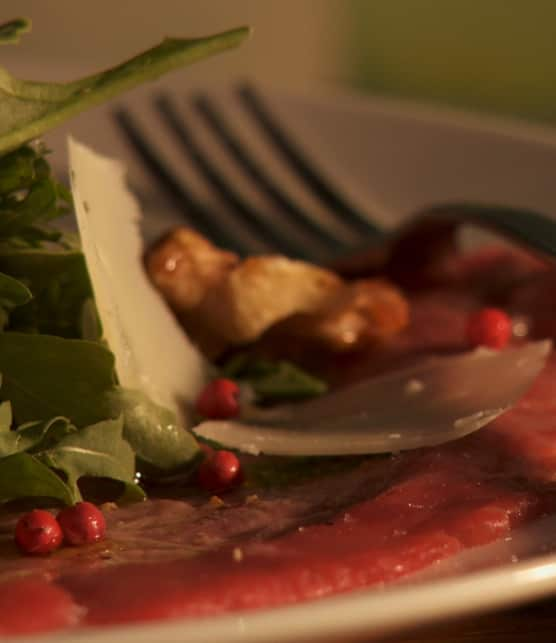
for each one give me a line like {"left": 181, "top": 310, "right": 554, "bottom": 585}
{"left": 209, "top": 495, "right": 225, "bottom": 508}
{"left": 232, "top": 547, "right": 243, "bottom": 562}
{"left": 405, "top": 378, "right": 425, "bottom": 394}
{"left": 245, "top": 494, "right": 259, "bottom": 505}
{"left": 513, "top": 316, "right": 530, "bottom": 338}
{"left": 100, "top": 502, "right": 118, "bottom": 513}
{"left": 297, "top": 526, "right": 305, "bottom": 532}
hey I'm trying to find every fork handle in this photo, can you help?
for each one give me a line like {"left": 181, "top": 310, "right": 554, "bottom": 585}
{"left": 331, "top": 202, "right": 555, "bottom": 280}
{"left": 416, "top": 203, "right": 556, "bottom": 258}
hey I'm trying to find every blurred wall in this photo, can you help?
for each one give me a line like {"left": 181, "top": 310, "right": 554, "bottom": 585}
{"left": 343, "top": 0, "right": 556, "bottom": 124}
{"left": 2, "top": 1, "right": 554, "bottom": 124}
{"left": 1, "top": 1, "right": 346, "bottom": 88}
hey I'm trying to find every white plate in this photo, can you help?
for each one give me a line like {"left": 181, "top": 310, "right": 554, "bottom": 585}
{"left": 30, "top": 84, "right": 556, "bottom": 643}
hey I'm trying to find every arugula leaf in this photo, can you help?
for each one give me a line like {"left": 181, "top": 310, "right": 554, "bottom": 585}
{"left": 252, "top": 362, "right": 328, "bottom": 400}
{"left": 0, "top": 452, "right": 74, "bottom": 504}
{"left": 0, "top": 179, "right": 63, "bottom": 241}
{"left": 0, "top": 400, "right": 11, "bottom": 430}
{"left": 0, "top": 415, "right": 74, "bottom": 457}
{"left": 0, "top": 145, "right": 72, "bottom": 249}
{"left": 222, "top": 356, "right": 328, "bottom": 402}
{"left": 80, "top": 297, "right": 102, "bottom": 341}
{"left": 38, "top": 416, "right": 142, "bottom": 501}
{"left": 0, "top": 332, "right": 116, "bottom": 426}
{"left": 0, "top": 144, "right": 46, "bottom": 195}
{"left": 25, "top": 417, "right": 76, "bottom": 451}
{"left": 0, "top": 271, "right": 31, "bottom": 329}
{"left": 0, "top": 20, "right": 249, "bottom": 155}
{"left": 0, "top": 19, "right": 29, "bottom": 45}
{"left": 0, "top": 413, "right": 142, "bottom": 504}
{"left": 0, "top": 249, "right": 92, "bottom": 336}
{"left": 109, "top": 388, "right": 199, "bottom": 475}
{"left": 0, "top": 333, "right": 198, "bottom": 481}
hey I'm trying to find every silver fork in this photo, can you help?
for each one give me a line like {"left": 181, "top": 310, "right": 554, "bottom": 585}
{"left": 113, "top": 83, "right": 556, "bottom": 270}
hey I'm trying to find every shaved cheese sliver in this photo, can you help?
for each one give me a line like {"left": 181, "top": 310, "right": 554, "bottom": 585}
{"left": 69, "top": 138, "right": 208, "bottom": 426}
{"left": 195, "top": 341, "right": 551, "bottom": 456}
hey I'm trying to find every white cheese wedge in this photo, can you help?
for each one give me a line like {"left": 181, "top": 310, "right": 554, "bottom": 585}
{"left": 69, "top": 138, "right": 208, "bottom": 426}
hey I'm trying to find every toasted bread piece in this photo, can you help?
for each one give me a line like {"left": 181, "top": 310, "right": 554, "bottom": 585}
{"left": 146, "top": 227, "right": 409, "bottom": 361}
{"left": 145, "top": 227, "right": 239, "bottom": 310}
{"left": 270, "top": 278, "right": 410, "bottom": 352}
{"left": 199, "top": 255, "right": 343, "bottom": 344}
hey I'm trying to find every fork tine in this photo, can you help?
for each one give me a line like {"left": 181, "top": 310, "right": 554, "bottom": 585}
{"left": 114, "top": 107, "right": 250, "bottom": 256}
{"left": 238, "top": 84, "right": 384, "bottom": 239}
{"left": 193, "top": 93, "right": 354, "bottom": 255}
{"left": 155, "top": 94, "right": 323, "bottom": 262}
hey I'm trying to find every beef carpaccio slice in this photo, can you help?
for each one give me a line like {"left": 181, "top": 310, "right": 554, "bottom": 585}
{"left": 1, "top": 247, "right": 556, "bottom": 635}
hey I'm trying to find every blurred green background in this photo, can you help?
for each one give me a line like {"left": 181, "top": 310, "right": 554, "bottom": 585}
{"left": 1, "top": 0, "right": 555, "bottom": 126}
{"left": 345, "top": 0, "right": 556, "bottom": 125}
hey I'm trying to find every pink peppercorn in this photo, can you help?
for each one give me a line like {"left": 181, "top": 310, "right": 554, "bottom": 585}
{"left": 466, "top": 307, "right": 512, "bottom": 349}
{"left": 195, "top": 378, "right": 240, "bottom": 419}
{"left": 15, "top": 510, "right": 63, "bottom": 555}
{"left": 197, "top": 449, "right": 243, "bottom": 493}
{"left": 57, "top": 502, "right": 106, "bottom": 546}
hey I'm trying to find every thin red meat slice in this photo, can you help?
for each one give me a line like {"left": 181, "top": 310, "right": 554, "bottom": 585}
{"left": 0, "top": 577, "right": 80, "bottom": 635}
{"left": 59, "top": 451, "right": 543, "bottom": 625}
{"left": 483, "top": 354, "right": 556, "bottom": 481}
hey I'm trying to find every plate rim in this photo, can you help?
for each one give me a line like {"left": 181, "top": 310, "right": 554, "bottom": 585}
{"left": 273, "top": 80, "right": 556, "bottom": 151}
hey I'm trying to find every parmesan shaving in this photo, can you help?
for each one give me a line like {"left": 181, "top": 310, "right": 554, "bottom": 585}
{"left": 69, "top": 138, "right": 208, "bottom": 427}
{"left": 195, "top": 341, "right": 551, "bottom": 456}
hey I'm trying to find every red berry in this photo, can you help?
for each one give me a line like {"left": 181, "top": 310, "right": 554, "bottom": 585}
{"left": 195, "top": 378, "right": 240, "bottom": 419}
{"left": 197, "top": 449, "right": 242, "bottom": 493}
{"left": 15, "top": 510, "right": 63, "bottom": 555}
{"left": 466, "top": 307, "right": 512, "bottom": 349}
{"left": 57, "top": 502, "right": 106, "bottom": 546}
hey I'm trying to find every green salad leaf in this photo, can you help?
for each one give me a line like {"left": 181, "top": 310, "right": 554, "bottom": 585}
{"left": 110, "top": 389, "right": 199, "bottom": 476}
{"left": 0, "top": 17, "right": 249, "bottom": 506}
{"left": 0, "top": 452, "right": 74, "bottom": 505}
{"left": 0, "top": 18, "right": 249, "bottom": 155}
{"left": 0, "top": 400, "right": 11, "bottom": 430}
{"left": 38, "top": 417, "right": 142, "bottom": 502}
{"left": 0, "top": 144, "right": 44, "bottom": 194}
{"left": 0, "top": 249, "right": 92, "bottom": 336}
{"left": 0, "top": 415, "right": 74, "bottom": 457}
{"left": 0, "top": 412, "right": 142, "bottom": 504}
{"left": 0, "top": 145, "right": 71, "bottom": 250}
{"left": 222, "top": 355, "right": 328, "bottom": 402}
{"left": 0, "top": 271, "right": 31, "bottom": 329}
{"left": 0, "top": 18, "right": 29, "bottom": 46}
{"left": 0, "top": 332, "right": 116, "bottom": 427}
